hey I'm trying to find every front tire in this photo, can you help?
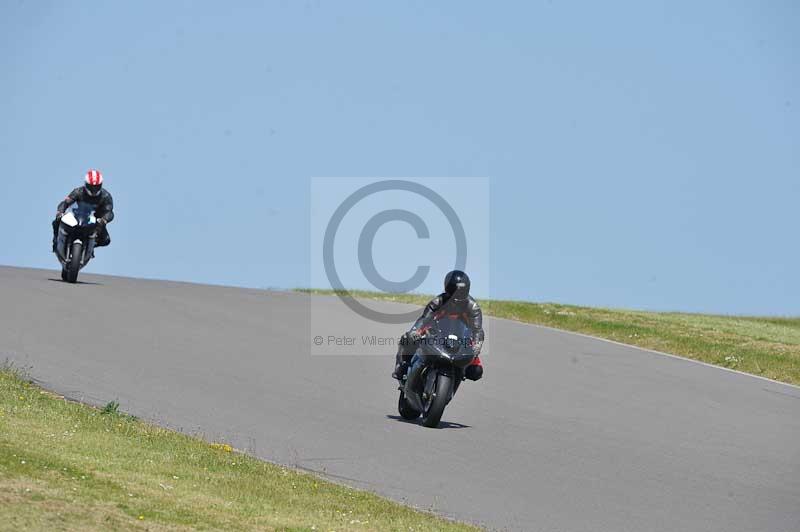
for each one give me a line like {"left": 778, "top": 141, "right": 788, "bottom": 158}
{"left": 421, "top": 372, "right": 453, "bottom": 428}
{"left": 66, "top": 241, "right": 82, "bottom": 283}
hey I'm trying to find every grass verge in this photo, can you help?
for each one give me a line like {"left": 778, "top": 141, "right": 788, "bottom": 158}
{"left": 0, "top": 367, "right": 476, "bottom": 531}
{"left": 298, "top": 289, "right": 800, "bottom": 386}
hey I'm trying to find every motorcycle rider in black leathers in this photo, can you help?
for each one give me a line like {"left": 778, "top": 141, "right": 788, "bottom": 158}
{"left": 393, "top": 270, "right": 485, "bottom": 382}
{"left": 52, "top": 169, "right": 114, "bottom": 252}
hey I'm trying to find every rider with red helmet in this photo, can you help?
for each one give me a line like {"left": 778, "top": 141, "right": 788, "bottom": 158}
{"left": 52, "top": 169, "right": 115, "bottom": 251}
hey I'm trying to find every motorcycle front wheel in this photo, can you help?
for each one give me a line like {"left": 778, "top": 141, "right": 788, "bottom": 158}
{"left": 421, "top": 372, "right": 453, "bottom": 428}
{"left": 66, "top": 241, "right": 82, "bottom": 283}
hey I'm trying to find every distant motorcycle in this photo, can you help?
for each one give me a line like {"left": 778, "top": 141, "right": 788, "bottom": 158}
{"left": 54, "top": 203, "right": 98, "bottom": 283}
{"left": 397, "top": 315, "right": 477, "bottom": 428}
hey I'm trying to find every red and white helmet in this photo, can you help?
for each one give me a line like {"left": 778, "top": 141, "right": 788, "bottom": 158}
{"left": 84, "top": 169, "right": 104, "bottom": 196}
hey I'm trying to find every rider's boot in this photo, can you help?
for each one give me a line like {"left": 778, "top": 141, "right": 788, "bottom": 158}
{"left": 392, "top": 333, "right": 418, "bottom": 381}
{"left": 392, "top": 361, "right": 409, "bottom": 381}
{"left": 51, "top": 220, "right": 58, "bottom": 253}
{"left": 392, "top": 345, "right": 413, "bottom": 381}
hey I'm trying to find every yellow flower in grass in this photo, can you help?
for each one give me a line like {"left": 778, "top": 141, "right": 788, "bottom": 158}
{"left": 210, "top": 442, "right": 233, "bottom": 453}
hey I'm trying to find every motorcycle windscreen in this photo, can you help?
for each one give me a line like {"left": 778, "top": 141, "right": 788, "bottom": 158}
{"left": 435, "top": 316, "right": 471, "bottom": 342}
{"left": 71, "top": 202, "right": 97, "bottom": 225}
{"left": 429, "top": 317, "right": 476, "bottom": 367}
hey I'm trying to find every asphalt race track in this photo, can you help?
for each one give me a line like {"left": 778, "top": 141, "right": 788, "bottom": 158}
{"left": 2, "top": 266, "right": 798, "bottom": 531}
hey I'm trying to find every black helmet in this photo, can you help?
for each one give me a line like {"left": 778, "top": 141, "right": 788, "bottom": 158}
{"left": 444, "top": 270, "right": 470, "bottom": 302}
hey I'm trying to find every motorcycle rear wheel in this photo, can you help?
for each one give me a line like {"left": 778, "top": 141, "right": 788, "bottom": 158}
{"left": 398, "top": 392, "right": 421, "bottom": 420}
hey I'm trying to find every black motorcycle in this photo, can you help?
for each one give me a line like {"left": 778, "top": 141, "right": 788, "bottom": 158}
{"left": 397, "top": 315, "right": 477, "bottom": 428}
{"left": 54, "top": 203, "right": 98, "bottom": 284}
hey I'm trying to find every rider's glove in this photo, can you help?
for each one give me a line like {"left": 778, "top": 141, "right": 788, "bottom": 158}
{"left": 96, "top": 218, "right": 107, "bottom": 226}
{"left": 407, "top": 329, "right": 422, "bottom": 344}
{"left": 55, "top": 212, "right": 63, "bottom": 221}
{"left": 472, "top": 339, "right": 483, "bottom": 355}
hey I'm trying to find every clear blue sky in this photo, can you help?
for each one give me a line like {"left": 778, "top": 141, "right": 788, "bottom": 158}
{"left": 2, "top": 1, "right": 797, "bottom": 315}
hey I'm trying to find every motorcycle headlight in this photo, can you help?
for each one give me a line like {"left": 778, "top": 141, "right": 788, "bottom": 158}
{"left": 443, "top": 334, "right": 462, "bottom": 355}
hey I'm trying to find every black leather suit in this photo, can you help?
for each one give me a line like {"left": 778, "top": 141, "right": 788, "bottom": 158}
{"left": 395, "top": 293, "right": 485, "bottom": 379}
{"left": 53, "top": 187, "right": 114, "bottom": 247}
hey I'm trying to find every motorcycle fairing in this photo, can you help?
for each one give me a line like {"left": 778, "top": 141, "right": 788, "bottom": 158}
{"left": 56, "top": 202, "right": 98, "bottom": 266}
